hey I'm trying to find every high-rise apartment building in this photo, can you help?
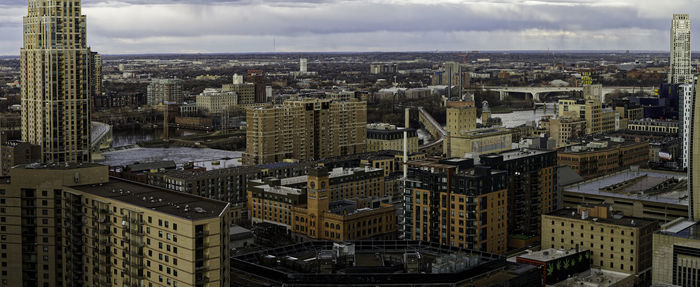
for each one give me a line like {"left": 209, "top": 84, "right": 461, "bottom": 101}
{"left": 21, "top": 0, "right": 96, "bottom": 163}
{"left": 680, "top": 83, "right": 694, "bottom": 169}
{"left": 481, "top": 149, "right": 558, "bottom": 244}
{"left": 147, "top": 79, "right": 184, "bottom": 106}
{"left": 404, "top": 158, "right": 508, "bottom": 254}
{"left": 0, "top": 163, "right": 232, "bottom": 287}
{"left": 669, "top": 14, "right": 692, "bottom": 84}
{"left": 244, "top": 98, "right": 367, "bottom": 165}
{"left": 690, "top": 77, "right": 700, "bottom": 220}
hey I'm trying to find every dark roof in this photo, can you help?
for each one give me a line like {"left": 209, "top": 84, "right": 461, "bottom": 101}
{"left": 127, "top": 160, "right": 176, "bottom": 172}
{"left": 72, "top": 177, "right": 229, "bottom": 220}
{"left": 546, "top": 208, "right": 657, "bottom": 229}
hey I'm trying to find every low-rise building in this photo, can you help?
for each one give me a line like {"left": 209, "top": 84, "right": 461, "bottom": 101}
{"left": 196, "top": 88, "right": 238, "bottom": 113}
{"left": 231, "top": 240, "right": 541, "bottom": 286}
{"left": 444, "top": 127, "right": 513, "bottom": 158}
{"left": 366, "top": 123, "right": 419, "bottom": 153}
{"left": 247, "top": 167, "right": 396, "bottom": 241}
{"left": 516, "top": 248, "right": 592, "bottom": 285}
{"left": 627, "top": 118, "right": 679, "bottom": 134}
{"left": 557, "top": 138, "right": 649, "bottom": 180}
{"left": 542, "top": 205, "right": 659, "bottom": 281}
{"left": 540, "top": 116, "right": 587, "bottom": 147}
{"left": 560, "top": 168, "right": 688, "bottom": 222}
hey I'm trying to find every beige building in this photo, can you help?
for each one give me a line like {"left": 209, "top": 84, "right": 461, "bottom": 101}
{"left": 540, "top": 116, "right": 586, "bottom": 147}
{"left": 366, "top": 123, "right": 419, "bottom": 153}
{"left": 21, "top": 0, "right": 96, "bottom": 163}
{"left": 558, "top": 99, "right": 619, "bottom": 135}
{"left": 445, "top": 128, "right": 512, "bottom": 158}
{"left": 247, "top": 168, "right": 396, "bottom": 241}
{"left": 195, "top": 89, "right": 238, "bottom": 114}
{"left": 653, "top": 219, "right": 700, "bottom": 286}
{"left": 222, "top": 82, "right": 255, "bottom": 105}
{"left": 0, "top": 163, "right": 232, "bottom": 287}
{"left": 244, "top": 98, "right": 367, "bottom": 165}
{"left": 542, "top": 205, "right": 658, "bottom": 280}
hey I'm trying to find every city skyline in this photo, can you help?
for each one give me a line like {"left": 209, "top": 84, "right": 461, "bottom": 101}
{"left": 0, "top": 0, "right": 700, "bottom": 55}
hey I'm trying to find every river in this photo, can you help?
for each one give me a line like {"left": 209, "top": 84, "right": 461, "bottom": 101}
{"left": 101, "top": 127, "right": 242, "bottom": 170}
{"left": 480, "top": 105, "right": 556, "bottom": 128}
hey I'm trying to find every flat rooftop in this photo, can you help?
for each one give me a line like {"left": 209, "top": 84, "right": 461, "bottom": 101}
{"left": 231, "top": 240, "right": 508, "bottom": 285}
{"left": 20, "top": 162, "right": 104, "bottom": 170}
{"left": 562, "top": 169, "right": 688, "bottom": 206}
{"left": 552, "top": 268, "right": 633, "bottom": 287}
{"left": 517, "top": 248, "right": 583, "bottom": 262}
{"left": 281, "top": 166, "right": 383, "bottom": 186}
{"left": 73, "top": 177, "right": 229, "bottom": 220}
{"left": 547, "top": 207, "right": 656, "bottom": 228}
{"left": 657, "top": 220, "right": 700, "bottom": 240}
{"left": 484, "top": 148, "right": 553, "bottom": 161}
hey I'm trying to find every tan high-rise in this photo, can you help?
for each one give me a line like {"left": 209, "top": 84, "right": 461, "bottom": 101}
{"left": 21, "top": 0, "right": 95, "bottom": 163}
{"left": 244, "top": 98, "right": 367, "bottom": 165}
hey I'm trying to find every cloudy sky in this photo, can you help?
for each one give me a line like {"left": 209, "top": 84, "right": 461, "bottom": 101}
{"left": 0, "top": 0, "right": 698, "bottom": 55}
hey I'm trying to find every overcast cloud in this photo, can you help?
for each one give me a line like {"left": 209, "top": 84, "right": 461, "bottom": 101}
{"left": 0, "top": 0, "right": 698, "bottom": 55}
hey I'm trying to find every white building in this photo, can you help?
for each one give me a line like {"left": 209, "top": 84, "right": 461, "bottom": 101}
{"left": 680, "top": 82, "right": 694, "bottom": 169}
{"left": 233, "top": 73, "right": 244, "bottom": 85}
{"left": 300, "top": 58, "right": 308, "bottom": 73}
{"left": 669, "top": 14, "right": 692, "bottom": 84}
{"left": 196, "top": 88, "right": 238, "bottom": 113}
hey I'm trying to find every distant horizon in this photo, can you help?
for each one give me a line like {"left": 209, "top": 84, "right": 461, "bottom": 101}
{"left": 0, "top": 49, "right": 692, "bottom": 59}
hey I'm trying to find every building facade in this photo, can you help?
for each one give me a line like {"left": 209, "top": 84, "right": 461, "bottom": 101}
{"left": 247, "top": 168, "right": 396, "bottom": 241}
{"left": 147, "top": 79, "right": 184, "bottom": 106}
{"left": 0, "top": 141, "right": 40, "bottom": 176}
{"left": 557, "top": 139, "right": 649, "bottom": 180}
{"left": 221, "top": 82, "right": 255, "bottom": 106}
{"left": 481, "top": 149, "right": 558, "bottom": 243}
{"left": 244, "top": 98, "right": 367, "bottom": 165}
{"left": 542, "top": 205, "right": 658, "bottom": 280}
{"left": 0, "top": 163, "right": 232, "bottom": 287}
{"left": 653, "top": 220, "right": 700, "bottom": 286}
{"left": 404, "top": 158, "right": 508, "bottom": 254}
{"left": 21, "top": 0, "right": 96, "bottom": 163}
{"left": 669, "top": 14, "right": 692, "bottom": 84}
{"left": 680, "top": 83, "right": 693, "bottom": 169}
{"left": 195, "top": 89, "right": 237, "bottom": 114}
{"left": 366, "top": 124, "right": 419, "bottom": 153}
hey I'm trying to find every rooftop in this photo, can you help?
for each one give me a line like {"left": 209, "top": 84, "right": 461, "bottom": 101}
{"left": 483, "top": 148, "right": 553, "bottom": 161}
{"left": 517, "top": 248, "right": 584, "bottom": 263}
{"left": 20, "top": 162, "right": 104, "bottom": 170}
{"left": 552, "top": 268, "right": 633, "bottom": 287}
{"left": 546, "top": 207, "right": 656, "bottom": 228}
{"left": 562, "top": 168, "right": 688, "bottom": 206}
{"left": 72, "top": 177, "right": 229, "bottom": 220}
{"left": 231, "top": 240, "right": 510, "bottom": 285}
{"left": 657, "top": 220, "right": 700, "bottom": 240}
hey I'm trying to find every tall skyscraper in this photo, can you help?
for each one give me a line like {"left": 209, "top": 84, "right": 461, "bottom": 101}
{"left": 669, "top": 14, "right": 692, "bottom": 84}
{"left": 21, "top": 0, "right": 97, "bottom": 163}
{"left": 680, "top": 82, "right": 694, "bottom": 169}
